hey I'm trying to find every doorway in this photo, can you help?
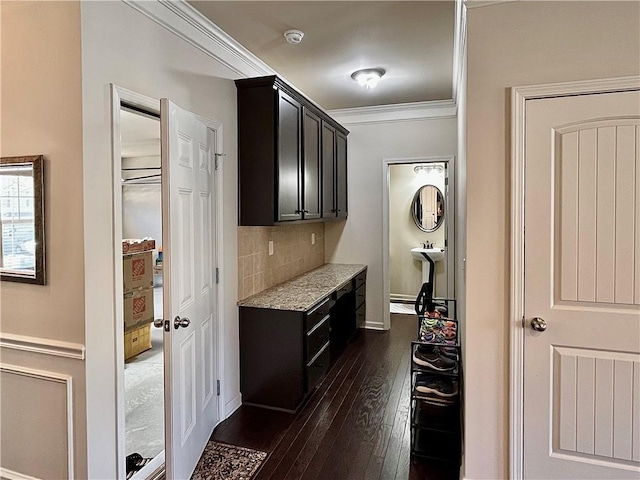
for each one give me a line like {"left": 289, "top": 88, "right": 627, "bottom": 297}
{"left": 111, "top": 86, "right": 226, "bottom": 480}
{"left": 119, "top": 106, "right": 165, "bottom": 478}
{"left": 511, "top": 78, "right": 640, "bottom": 479}
{"left": 382, "top": 156, "right": 455, "bottom": 328}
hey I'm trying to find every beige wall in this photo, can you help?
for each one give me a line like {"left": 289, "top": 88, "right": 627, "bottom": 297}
{"left": 465, "top": 2, "right": 640, "bottom": 478}
{"left": 0, "top": 1, "right": 84, "bottom": 342}
{"left": 326, "top": 116, "right": 457, "bottom": 329}
{"left": 238, "top": 224, "right": 325, "bottom": 300}
{"left": 80, "top": 1, "right": 242, "bottom": 477}
{"left": 0, "top": 2, "right": 88, "bottom": 478}
{"left": 389, "top": 163, "right": 447, "bottom": 299}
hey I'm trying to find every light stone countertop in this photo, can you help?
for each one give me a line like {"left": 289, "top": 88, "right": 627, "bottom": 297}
{"left": 237, "top": 263, "right": 367, "bottom": 312}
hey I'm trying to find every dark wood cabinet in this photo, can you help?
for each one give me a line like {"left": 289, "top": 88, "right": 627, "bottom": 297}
{"left": 336, "top": 131, "right": 348, "bottom": 219}
{"left": 277, "top": 90, "right": 303, "bottom": 222}
{"left": 236, "top": 76, "right": 349, "bottom": 225}
{"left": 302, "top": 108, "right": 321, "bottom": 220}
{"left": 239, "top": 267, "right": 366, "bottom": 412}
{"left": 321, "top": 122, "right": 336, "bottom": 217}
{"left": 321, "top": 122, "right": 348, "bottom": 219}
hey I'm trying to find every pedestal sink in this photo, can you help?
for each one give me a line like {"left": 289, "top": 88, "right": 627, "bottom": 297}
{"left": 411, "top": 247, "right": 446, "bottom": 287}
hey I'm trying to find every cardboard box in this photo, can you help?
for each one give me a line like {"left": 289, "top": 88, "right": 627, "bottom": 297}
{"left": 122, "top": 238, "right": 156, "bottom": 254}
{"left": 124, "top": 323, "right": 152, "bottom": 360}
{"left": 123, "top": 287, "right": 154, "bottom": 332}
{"left": 123, "top": 251, "right": 154, "bottom": 294}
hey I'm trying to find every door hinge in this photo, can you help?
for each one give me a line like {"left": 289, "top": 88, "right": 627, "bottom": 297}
{"left": 216, "top": 267, "right": 220, "bottom": 284}
{"left": 444, "top": 239, "right": 448, "bottom": 247}
{"left": 445, "top": 177, "right": 449, "bottom": 185}
{"left": 214, "top": 153, "right": 226, "bottom": 171}
{"left": 216, "top": 379, "right": 220, "bottom": 396}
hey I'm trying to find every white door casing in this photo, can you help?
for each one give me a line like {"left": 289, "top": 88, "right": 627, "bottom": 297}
{"left": 381, "top": 155, "right": 456, "bottom": 327}
{"left": 511, "top": 78, "right": 640, "bottom": 479}
{"left": 161, "top": 99, "right": 219, "bottom": 479}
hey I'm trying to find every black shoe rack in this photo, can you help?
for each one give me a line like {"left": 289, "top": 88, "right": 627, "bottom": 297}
{"left": 410, "top": 298, "right": 462, "bottom": 465}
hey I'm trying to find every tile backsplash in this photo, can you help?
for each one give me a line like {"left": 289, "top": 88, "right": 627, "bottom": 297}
{"left": 238, "top": 223, "right": 325, "bottom": 300}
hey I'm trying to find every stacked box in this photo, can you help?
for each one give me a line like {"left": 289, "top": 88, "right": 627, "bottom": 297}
{"left": 124, "top": 323, "right": 152, "bottom": 360}
{"left": 123, "top": 238, "right": 156, "bottom": 254}
{"left": 123, "top": 238, "right": 156, "bottom": 360}
{"left": 123, "top": 251, "right": 154, "bottom": 293}
{"left": 123, "top": 288, "right": 154, "bottom": 332}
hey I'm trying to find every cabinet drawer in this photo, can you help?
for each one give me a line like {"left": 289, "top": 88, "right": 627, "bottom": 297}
{"left": 335, "top": 281, "right": 353, "bottom": 300}
{"left": 306, "top": 316, "right": 330, "bottom": 362}
{"left": 306, "top": 297, "right": 333, "bottom": 331}
{"left": 306, "top": 341, "right": 330, "bottom": 392}
{"left": 355, "top": 284, "right": 366, "bottom": 309}
{"left": 354, "top": 270, "right": 366, "bottom": 289}
{"left": 356, "top": 301, "right": 366, "bottom": 329}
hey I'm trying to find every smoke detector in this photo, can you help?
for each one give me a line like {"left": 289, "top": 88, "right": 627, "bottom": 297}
{"left": 284, "top": 29, "right": 304, "bottom": 45}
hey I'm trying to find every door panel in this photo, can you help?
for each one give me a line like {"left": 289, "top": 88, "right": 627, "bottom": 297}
{"left": 161, "top": 99, "right": 219, "bottom": 479}
{"left": 277, "top": 90, "right": 302, "bottom": 221}
{"left": 321, "top": 122, "right": 336, "bottom": 217}
{"left": 524, "top": 90, "right": 640, "bottom": 479}
{"left": 303, "top": 108, "right": 321, "bottom": 219}
{"left": 336, "top": 132, "right": 347, "bottom": 218}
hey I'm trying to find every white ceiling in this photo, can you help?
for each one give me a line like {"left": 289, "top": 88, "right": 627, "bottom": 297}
{"left": 187, "top": 1, "right": 456, "bottom": 110}
{"left": 120, "top": 110, "right": 160, "bottom": 159}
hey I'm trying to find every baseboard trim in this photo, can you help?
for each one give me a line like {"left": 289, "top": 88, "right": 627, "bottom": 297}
{"left": 0, "top": 333, "right": 85, "bottom": 360}
{"left": 224, "top": 393, "right": 242, "bottom": 419}
{"left": 364, "top": 321, "right": 385, "bottom": 331}
{"left": 390, "top": 294, "right": 415, "bottom": 303}
{"left": 0, "top": 468, "right": 41, "bottom": 480}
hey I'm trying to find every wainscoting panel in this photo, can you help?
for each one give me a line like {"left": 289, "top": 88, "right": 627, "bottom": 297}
{"left": 0, "top": 365, "right": 74, "bottom": 480}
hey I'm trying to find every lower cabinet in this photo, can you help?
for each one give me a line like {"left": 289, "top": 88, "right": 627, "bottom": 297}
{"left": 239, "top": 269, "right": 367, "bottom": 412}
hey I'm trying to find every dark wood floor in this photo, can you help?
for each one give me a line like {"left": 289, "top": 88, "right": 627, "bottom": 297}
{"left": 212, "top": 315, "right": 460, "bottom": 480}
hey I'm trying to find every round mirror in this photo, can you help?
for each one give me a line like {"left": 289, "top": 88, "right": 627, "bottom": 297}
{"left": 411, "top": 184, "right": 444, "bottom": 232}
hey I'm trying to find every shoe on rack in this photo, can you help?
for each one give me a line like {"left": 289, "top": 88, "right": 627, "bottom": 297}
{"left": 437, "top": 346, "right": 459, "bottom": 361}
{"left": 413, "top": 346, "right": 457, "bottom": 372}
{"left": 414, "top": 374, "right": 459, "bottom": 397}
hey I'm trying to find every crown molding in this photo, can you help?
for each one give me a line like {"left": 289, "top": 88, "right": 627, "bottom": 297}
{"left": 452, "top": 0, "right": 467, "bottom": 105}
{"left": 123, "top": 0, "right": 275, "bottom": 78}
{"left": 328, "top": 100, "right": 457, "bottom": 126}
{"left": 124, "top": 0, "right": 461, "bottom": 123}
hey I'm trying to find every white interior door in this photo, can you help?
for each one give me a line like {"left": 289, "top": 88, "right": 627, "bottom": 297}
{"left": 161, "top": 99, "right": 219, "bottom": 479}
{"left": 524, "top": 89, "right": 640, "bottom": 478}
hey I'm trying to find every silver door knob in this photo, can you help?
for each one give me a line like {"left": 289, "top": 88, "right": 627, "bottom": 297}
{"left": 531, "top": 317, "right": 547, "bottom": 332}
{"left": 174, "top": 316, "right": 191, "bottom": 330}
{"left": 153, "top": 318, "right": 165, "bottom": 328}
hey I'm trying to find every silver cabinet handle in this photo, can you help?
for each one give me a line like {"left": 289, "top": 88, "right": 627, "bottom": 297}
{"left": 531, "top": 317, "right": 547, "bottom": 332}
{"left": 174, "top": 316, "right": 191, "bottom": 330}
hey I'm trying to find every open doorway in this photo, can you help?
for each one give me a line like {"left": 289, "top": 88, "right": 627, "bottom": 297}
{"left": 383, "top": 156, "right": 455, "bottom": 326}
{"left": 112, "top": 87, "right": 226, "bottom": 479}
{"left": 119, "top": 106, "right": 165, "bottom": 478}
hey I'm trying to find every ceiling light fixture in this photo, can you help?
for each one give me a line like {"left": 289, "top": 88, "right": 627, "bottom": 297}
{"left": 414, "top": 164, "right": 444, "bottom": 175}
{"left": 284, "top": 29, "right": 304, "bottom": 45}
{"left": 351, "top": 68, "right": 385, "bottom": 89}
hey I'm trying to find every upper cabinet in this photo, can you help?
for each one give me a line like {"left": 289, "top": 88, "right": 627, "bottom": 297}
{"left": 236, "top": 76, "right": 349, "bottom": 226}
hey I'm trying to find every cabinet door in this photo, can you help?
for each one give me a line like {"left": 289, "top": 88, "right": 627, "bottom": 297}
{"left": 277, "top": 90, "right": 302, "bottom": 222}
{"left": 336, "top": 131, "right": 348, "bottom": 218}
{"left": 321, "top": 121, "right": 336, "bottom": 218}
{"left": 302, "top": 109, "right": 321, "bottom": 219}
